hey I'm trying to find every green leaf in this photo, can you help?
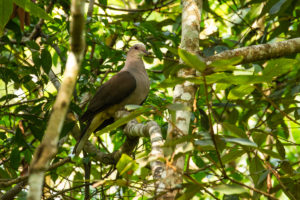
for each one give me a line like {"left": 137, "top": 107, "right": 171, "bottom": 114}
{"left": 209, "top": 56, "right": 243, "bottom": 70}
{"left": 177, "top": 184, "right": 202, "bottom": 200}
{"left": 32, "top": 51, "right": 41, "bottom": 68}
{"left": 159, "top": 76, "right": 207, "bottom": 88}
{"left": 158, "top": 77, "right": 186, "bottom": 88}
{"left": 245, "top": 3, "right": 264, "bottom": 21}
{"left": 194, "top": 139, "right": 214, "bottom": 150}
{"left": 96, "top": 106, "right": 151, "bottom": 136}
{"left": 164, "top": 135, "right": 198, "bottom": 148}
{"left": 60, "top": 121, "right": 75, "bottom": 139}
{"left": 41, "top": 49, "right": 52, "bottom": 74}
{"left": 223, "top": 137, "right": 257, "bottom": 147}
{"left": 258, "top": 149, "right": 282, "bottom": 159}
{"left": 0, "top": 94, "right": 17, "bottom": 102}
{"left": 222, "top": 122, "right": 247, "bottom": 138}
{"left": 213, "top": 184, "right": 247, "bottom": 195}
{"left": 249, "top": 157, "right": 265, "bottom": 185}
{"left": 257, "top": 170, "right": 269, "bottom": 186}
{"left": 26, "top": 41, "right": 40, "bottom": 51}
{"left": 281, "top": 161, "right": 294, "bottom": 175}
{"left": 167, "top": 103, "right": 191, "bottom": 111}
{"left": 0, "top": 0, "right": 13, "bottom": 35}
{"left": 116, "top": 154, "right": 138, "bottom": 177}
{"left": 269, "top": 0, "right": 287, "bottom": 15}
{"left": 23, "top": 149, "right": 32, "bottom": 163}
{"left": 215, "top": 83, "right": 231, "bottom": 92}
{"left": 13, "top": 0, "right": 52, "bottom": 21}
{"left": 15, "top": 127, "right": 27, "bottom": 147}
{"left": 72, "top": 171, "right": 84, "bottom": 188}
{"left": 99, "top": 0, "right": 107, "bottom": 6}
{"left": 163, "top": 64, "right": 186, "bottom": 78}
{"left": 93, "top": 179, "right": 128, "bottom": 187}
{"left": 0, "top": 67, "right": 19, "bottom": 83}
{"left": 276, "top": 139, "right": 285, "bottom": 159}
{"left": 10, "top": 148, "right": 21, "bottom": 170}
{"left": 228, "top": 85, "right": 255, "bottom": 100}
{"left": 206, "top": 73, "right": 271, "bottom": 85}
{"left": 178, "top": 48, "right": 206, "bottom": 71}
{"left": 124, "top": 104, "right": 141, "bottom": 111}
{"left": 222, "top": 149, "right": 246, "bottom": 164}
{"left": 0, "top": 168, "right": 11, "bottom": 179}
{"left": 212, "top": 65, "right": 236, "bottom": 72}
{"left": 192, "top": 153, "right": 205, "bottom": 168}
{"left": 193, "top": 132, "right": 216, "bottom": 150}
{"left": 263, "top": 58, "right": 297, "bottom": 78}
{"left": 223, "top": 194, "right": 240, "bottom": 200}
{"left": 165, "top": 45, "right": 179, "bottom": 56}
{"left": 251, "top": 130, "right": 267, "bottom": 147}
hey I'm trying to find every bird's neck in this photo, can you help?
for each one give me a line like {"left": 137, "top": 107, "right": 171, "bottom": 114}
{"left": 123, "top": 57, "right": 146, "bottom": 72}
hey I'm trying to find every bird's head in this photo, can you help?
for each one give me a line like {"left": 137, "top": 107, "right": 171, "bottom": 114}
{"left": 127, "top": 44, "right": 150, "bottom": 58}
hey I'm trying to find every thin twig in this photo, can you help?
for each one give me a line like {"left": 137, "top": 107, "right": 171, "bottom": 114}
{"left": 255, "top": 85, "right": 300, "bottom": 126}
{"left": 203, "top": 75, "right": 226, "bottom": 176}
{"left": 229, "top": 177, "right": 278, "bottom": 200}
{"left": 92, "top": 0, "right": 176, "bottom": 13}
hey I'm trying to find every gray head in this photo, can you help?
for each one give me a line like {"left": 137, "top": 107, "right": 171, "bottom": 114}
{"left": 127, "top": 44, "right": 150, "bottom": 58}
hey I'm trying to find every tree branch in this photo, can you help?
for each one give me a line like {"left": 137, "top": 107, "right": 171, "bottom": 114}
{"left": 117, "top": 111, "right": 165, "bottom": 192}
{"left": 165, "top": 0, "right": 202, "bottom": 198}
{"left": 0, "top": 157, "right": 71, "bottom": 199}
{"left": 0, "top": 181, "right": 27, "bottom": 200}
{"left": 26, "top": 0, "right": 55, "bottom": 42}
{"left": 93, "top": 0, "right": 176, "bottom": 13}
{"left": 27, "top": 0, "right": 85, "bottom": 199}
{"left": 205, "top": 38, "right": 300, "bottom": 65}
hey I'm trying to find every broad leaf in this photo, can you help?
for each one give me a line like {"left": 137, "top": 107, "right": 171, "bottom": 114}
{"left": 281, "top": 161, "right": 294, "bottom": 175}
{"left": 159, "top": 77, "right": 186, "bottom": 88}
{"left": 223, "top": 137, "right": 258, "bottom": 147}
{"left": 0, "top": 0, "right": 13, "bottom": 35}
{"left": 222, "top": 149, "right": 246, "bottom": 164}
{"left": 13, "top": 0, "right": 52, "bottom": 21}
{"left": 0, "top": 94, "right": 18, "bottom": 102}
{"left": 258, "top": 148, "right": 282, "bottom": 159}
{"left": 116, "top": 154, "right": 138, "bottom": 177}
{"left": 263, "top": 58, "right": 297, "bottom": 78}
{"left": 228, "top": 85, "right": 255, "bottom": 100}
{"left": 206, "top": 73, "right": 272, "bottom": 85}
{"left": 276, "top": 139, "right": 285, "bottom": 159}
{"left": 249, "top": 156, "right": 265, "bottom": 185}
{"left": 10, "top": 148, "right": 21, "bottom": 170}
{"left": 178, "top": 48, "right": 206, "bottom": 71}
{"left": 209, "top": 56, "right": 243, "bottom": 70}
{"left": 167, "top": 103, "right": 191, "bottom": 111}
{"left": 177, "top": 184, "right": 202, "bottom": 200}
{"left": 222, "top": 122, "right": 247, "bottom": 138}
{"left": 41, "top": 49, "right": 52, "bottom": 74}
{"left": 269, "top": 0, "right": 288, "bottom": 15}
{"left": 213, "top": 184, "right": 247, "bottom": 194}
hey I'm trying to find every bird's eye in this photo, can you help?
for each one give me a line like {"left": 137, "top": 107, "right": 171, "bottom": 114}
{"left": 134, "top": 46, "right": 138, "bottom": 50}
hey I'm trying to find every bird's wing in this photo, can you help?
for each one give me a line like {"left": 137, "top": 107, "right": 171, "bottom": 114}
{"left": 80, "top": 71, "right": 136, "bottom": 122}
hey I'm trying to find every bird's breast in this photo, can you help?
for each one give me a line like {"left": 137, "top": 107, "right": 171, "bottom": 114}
{"left": 122, "top": 70, "right": 150, "bottom": 106}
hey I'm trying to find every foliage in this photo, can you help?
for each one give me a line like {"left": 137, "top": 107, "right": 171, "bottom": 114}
{"left": 0, "top": 0, "right": 300, "bottom": 199}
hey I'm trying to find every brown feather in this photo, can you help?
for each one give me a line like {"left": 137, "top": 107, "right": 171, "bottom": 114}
{"left": 80, "top": 71, "right": 136, "bottom": 122}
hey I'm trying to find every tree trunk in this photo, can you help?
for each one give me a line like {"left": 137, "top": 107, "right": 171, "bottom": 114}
{"left": 164, "top": 0, "right": 203, "bottom": 199}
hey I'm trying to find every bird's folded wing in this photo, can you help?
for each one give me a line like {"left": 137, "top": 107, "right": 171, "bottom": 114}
{"left": 80, "top": 71, "right": 137, "bottom": 122}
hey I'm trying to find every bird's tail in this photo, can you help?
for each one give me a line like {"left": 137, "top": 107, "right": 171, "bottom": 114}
{"left": 73, "top": 122, "right": 90, "bottom": 156}
{"left": 73, "top": 112, "right": 105, "bottom": 156}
